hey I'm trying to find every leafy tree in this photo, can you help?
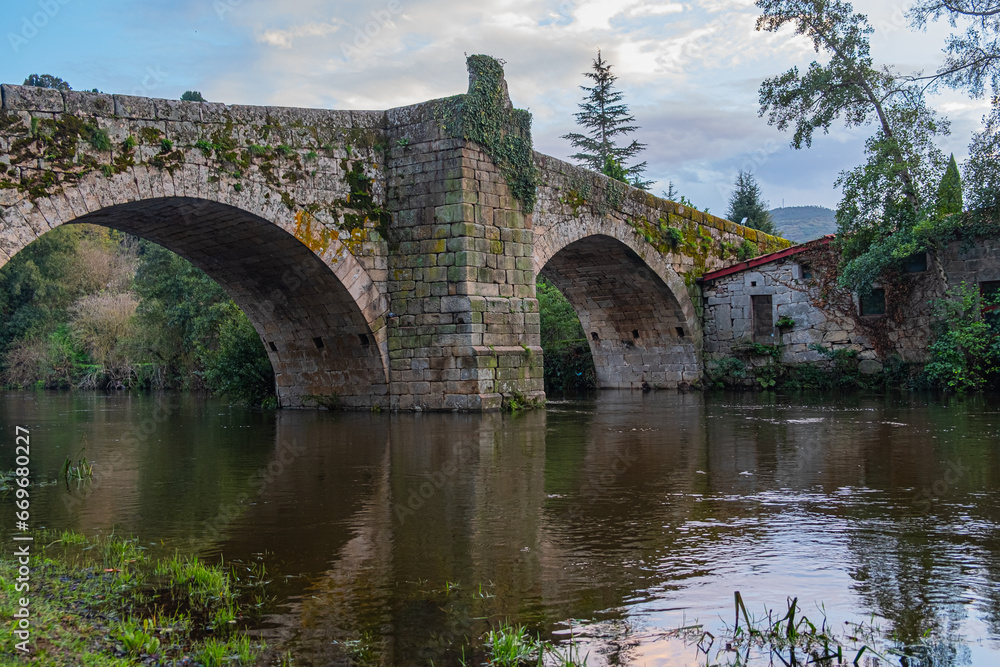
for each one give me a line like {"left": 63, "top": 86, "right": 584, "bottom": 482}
{"left": 1, "top": 227, "right": 89, "bottom": 370}
{"left": 537, "top": 276, "right": 585, "bottom": 346}
{"left": 132, "top": 241, "right": 232, "bottom": 384}
{"left": 562, "top": 50, "right": 651, "bottom": 189}
{"left": 181, "top": 91, "right": 206, "bottom": 102}
{"left": 23, "top": 74, "right": 71, "bottom": 91}
{"left": 601, "top": 155, "right": 629, "bottom": 184}
{"left": 909, "top": 0, "right": 1000, "bottom": 98}
{"left": 756, "top": 0, "right": 949, "bottom": 291}
{"left": 909, "top": 2, "right": 1000, "bottom": 210}
{"left": 536, "top": 276, "right": 595, "bottom": 393}
{"left": 726, "top": 170, "right": 778, "bottom": 235}
{"left": 964, "top": 110, "right": 1000, "bottom": 209}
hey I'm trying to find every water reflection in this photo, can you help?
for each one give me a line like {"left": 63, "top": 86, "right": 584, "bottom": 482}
{"left": 2, "top": 391, "right": 1000, "bottom": 665}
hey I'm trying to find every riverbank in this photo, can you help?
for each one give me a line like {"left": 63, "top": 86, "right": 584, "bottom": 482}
{"left": 0, "top": 531, "right": 281, "bottom": 665}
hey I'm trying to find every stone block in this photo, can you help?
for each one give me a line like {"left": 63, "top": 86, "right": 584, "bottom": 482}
{"left": 435, "top": 202, "right": 474, "bottom": 224}
{"left": 114, "top": 94, "right": 157, "bottom": 119}
{"left": 2, "top": 84, "right": 63, "bottom": 112}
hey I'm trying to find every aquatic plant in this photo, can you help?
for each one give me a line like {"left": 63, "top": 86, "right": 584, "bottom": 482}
{"left": 60, "top": 448, "right": 93, "bottom": 482}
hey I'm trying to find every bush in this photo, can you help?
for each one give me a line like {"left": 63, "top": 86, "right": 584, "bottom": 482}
{"left": 543, "top": 340, "right": 596, "bottom": 393}
{"left": 923, "top": 281, "right": 1000, "bottom": 392}
{"left": 199, "top": 305, "right": 276, "bottom": 407}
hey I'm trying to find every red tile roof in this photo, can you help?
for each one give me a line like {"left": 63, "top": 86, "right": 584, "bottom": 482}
{"left": 699, "top": 235, "right": 834, "bottom": 283}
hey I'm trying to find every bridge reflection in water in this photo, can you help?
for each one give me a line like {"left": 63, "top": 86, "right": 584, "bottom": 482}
{"left": 1, "top": 390, "right": 996, "bottom": 664}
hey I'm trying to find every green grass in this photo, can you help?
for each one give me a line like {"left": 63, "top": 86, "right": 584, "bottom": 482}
{"left": 485, "top": 623, "right": 539, "bottom": 666}
{"left": 472, "top": 621, "right": 587, "bottom": 667}
{"left": 0, "top": 531, "right": 270, "bottom": 665}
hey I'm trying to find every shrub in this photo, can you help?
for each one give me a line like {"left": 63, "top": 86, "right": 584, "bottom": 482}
{"left": 923, "top": 281, "right": 1000, "bottom": 392}
{"left": 199, "top": 305, "right": 276, "bottom": 407}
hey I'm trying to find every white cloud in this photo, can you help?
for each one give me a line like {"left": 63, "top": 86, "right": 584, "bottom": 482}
{"left": 257, "top": 21, "right": 343, "bottom": 48}
{"left": 627, "top": 3, "right": 686, "bottom": 17}
{"left": 8, "top": 0, "right": 992, "bottom": 214}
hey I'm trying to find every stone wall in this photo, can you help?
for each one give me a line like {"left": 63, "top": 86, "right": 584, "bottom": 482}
{"left": 701, "top": 236, "right": 1000, "bottom": 377}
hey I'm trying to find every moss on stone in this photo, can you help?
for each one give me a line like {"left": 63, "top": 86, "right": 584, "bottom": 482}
{"left": 436, "top": 55, "right": 538, "bottom": 213}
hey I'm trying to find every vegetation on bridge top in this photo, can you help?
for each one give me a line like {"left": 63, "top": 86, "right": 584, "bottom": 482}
{"left": 434, "top": 55, "right": 539, "bottom": 213}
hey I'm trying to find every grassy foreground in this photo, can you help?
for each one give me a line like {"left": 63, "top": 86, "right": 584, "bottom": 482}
{"left": 0, "top": 531, "right": 279, "bottom": 666}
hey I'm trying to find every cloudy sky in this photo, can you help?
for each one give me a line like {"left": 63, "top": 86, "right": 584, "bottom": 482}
{"left": 1, "top": 0, "right": 989, "bottom": 214}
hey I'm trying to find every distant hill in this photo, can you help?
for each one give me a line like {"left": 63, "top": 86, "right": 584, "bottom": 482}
{"left": 769, "top": 206, "right": 837, "bottom": 242}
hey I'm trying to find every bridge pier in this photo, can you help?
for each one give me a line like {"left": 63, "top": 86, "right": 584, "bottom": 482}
{"left": 383, "top": 103, "right": 544, "bottom": 410}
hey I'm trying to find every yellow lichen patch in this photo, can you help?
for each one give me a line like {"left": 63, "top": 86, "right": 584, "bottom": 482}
{"left": 346, "top": 226, "right": 368, "bottom": 255}
{"left": 294, "top": 210, "right": 334, "bottom": 255}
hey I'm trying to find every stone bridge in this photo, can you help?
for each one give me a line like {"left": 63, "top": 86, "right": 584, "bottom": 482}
{"left": 0, "top": 57, "right": 789, "bottom": 410}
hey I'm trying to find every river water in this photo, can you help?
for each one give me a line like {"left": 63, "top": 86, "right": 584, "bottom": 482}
{"left": 1, "top": 390, "right": 999, "bottom": 665}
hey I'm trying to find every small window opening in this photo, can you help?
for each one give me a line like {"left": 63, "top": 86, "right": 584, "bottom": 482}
{"left": 268, "top": 341, "right": 278, "bottom": 352}
{"left": 359, "top": 334, "right": 370, "bottom": 347}
{"left": 800, "top": 263, "right": 813, "bottom": 280}
{"left": 751, "top": 281, "right": 757, "bottom": 287}
{"left": 675, "top": 327, "right": 685, "bottom": 337}
{"left": 859, "top": 289, "right": 886, "bottom": 316}
{"left": 632, "top": 329, "right": 640, "bottom": 339}
{"left": 591, "top": 332, "right": 600, "bottom": 341}
{"left": 752, "top": 294, "right": 774, "bottom": 343}
{"left": 905, "top": 253, "right": 928, "bottom": 273}
{"left": 313, "top": 337, "right": 325, "bottom": 349}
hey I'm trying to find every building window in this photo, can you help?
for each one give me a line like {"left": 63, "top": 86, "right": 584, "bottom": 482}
{"left": 797, "top": 263, "right": 813, "bottom": 280}
{"left": 752, "top": 294, "right": 774, "bottom": 342}
{"left": 905, "top": 253, "right": 927, "bottom": 273}
{"left": 859, "top": 289, "right": 886, "bottom": 316}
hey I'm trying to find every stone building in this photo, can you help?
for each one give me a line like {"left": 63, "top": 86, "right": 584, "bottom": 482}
{"left": 698, "top": 233, "right": 1000, "bottom": 378}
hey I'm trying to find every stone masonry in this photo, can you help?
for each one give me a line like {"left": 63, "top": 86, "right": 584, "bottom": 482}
{"left": 0, "top": 57, "right": 790, "bottom": 409}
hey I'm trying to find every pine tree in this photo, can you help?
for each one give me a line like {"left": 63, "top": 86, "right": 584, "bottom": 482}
{"left": 936, "top": 153, "right": 963, "bottom": 218}
{"left": 562, "top": 50, "right": 651, "bottom": 189}
{"left": 726, "top": 171, "right": 778, "bottom": 235}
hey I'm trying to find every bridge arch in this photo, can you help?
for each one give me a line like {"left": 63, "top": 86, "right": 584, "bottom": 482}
{"left": 533, "top": 217, "right": 702, "bottom": 390}
{"left": 1, "top": 170, "right": 390, "bottom": 408}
